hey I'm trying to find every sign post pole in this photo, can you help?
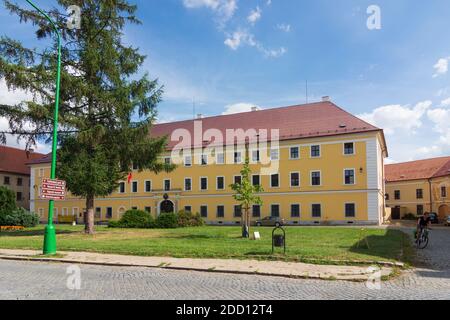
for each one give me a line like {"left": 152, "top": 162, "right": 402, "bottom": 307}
{"left": 26, "top": 0, "right": 62, "bottom": 255}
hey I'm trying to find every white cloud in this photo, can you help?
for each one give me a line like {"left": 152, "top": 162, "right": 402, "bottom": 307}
{"left": 182, "top": 0, "right": 237, "bottom": 27}
{"left": 222, "top": 102, "right": 261, "bottom": 115}
{"left": 276, "top": 23, "right": 291, "bottom": 32}
{"left": 224, "top": 29, "right": 286, "bottom": 58}
{"left": 247, "top": 6, "right": 262, "bottom": 25}
{"left": 266, "top": 0, "right": 272, "bottom": 5}
{"left": 427, "top": 107, "right": 450, "bottom": 145}
{"left": 433, "top": 57, "right": 449, "bottom": 78}
{"left": 358, "top": 101, "right": 432, "bottom": 135}
{"left": 440, "top": 97, "right": 450, "bottom": 107}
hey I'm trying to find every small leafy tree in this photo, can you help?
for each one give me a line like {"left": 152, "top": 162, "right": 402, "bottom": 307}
{"left": 230, "top": 146, "right": 263, "bottom": 238}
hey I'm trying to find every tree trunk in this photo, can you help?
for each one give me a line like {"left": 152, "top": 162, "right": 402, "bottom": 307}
{"left": 85, "top": 196, "right": 95, "bottom": 235}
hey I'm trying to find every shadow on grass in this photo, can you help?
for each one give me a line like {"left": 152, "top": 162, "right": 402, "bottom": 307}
{"left": 0, "top": 229, "right": 77, "bottom": 237}
{"left": 349, "top": 228, "right": 415, "bottom": 265}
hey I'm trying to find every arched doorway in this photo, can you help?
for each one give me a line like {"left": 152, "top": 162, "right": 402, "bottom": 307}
{"left": 438, "top": 205, "right": 449, "bottom": 221}
{"left": 160, "top": 200, "right": 174, "bottom": 214}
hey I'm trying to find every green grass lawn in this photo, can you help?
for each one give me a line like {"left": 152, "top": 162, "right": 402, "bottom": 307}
{"left": 0, "top": 225, "right": 414, "bottom": 265}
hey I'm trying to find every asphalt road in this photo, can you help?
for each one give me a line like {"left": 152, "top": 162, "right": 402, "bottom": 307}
{"left": 0, "top": 228, "right": 449, "bottom": 300}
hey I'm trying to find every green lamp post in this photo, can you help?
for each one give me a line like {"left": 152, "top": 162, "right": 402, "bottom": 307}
{"left": 26, "top": 0, "right": 62, "bottom": 255}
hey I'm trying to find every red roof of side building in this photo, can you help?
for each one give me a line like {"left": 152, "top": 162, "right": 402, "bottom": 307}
{"left": 0, "top": 145, "right": 45, "bottom": 175}
{"left": 385, "top": 156, "right": 450, "bottom": 182}
{"left": 29, "top": 101, "right": 386, "bottom": 164}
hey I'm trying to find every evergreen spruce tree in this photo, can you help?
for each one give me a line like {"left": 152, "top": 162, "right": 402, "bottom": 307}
{"left": 0, "top": 0, "right": 173, "bottom": 234}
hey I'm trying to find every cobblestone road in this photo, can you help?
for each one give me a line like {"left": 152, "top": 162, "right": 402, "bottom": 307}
{"left": 0, "top": 228, "right": 449, "bottom": 300}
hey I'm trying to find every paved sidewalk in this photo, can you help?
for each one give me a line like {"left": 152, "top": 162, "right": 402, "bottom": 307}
{"left": 0, "top": 249, "right": 394, "bottom": 281}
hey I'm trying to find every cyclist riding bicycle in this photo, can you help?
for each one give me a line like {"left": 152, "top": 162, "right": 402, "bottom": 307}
{"left": 416, "top": 212, "right": 431, "bottom": 240}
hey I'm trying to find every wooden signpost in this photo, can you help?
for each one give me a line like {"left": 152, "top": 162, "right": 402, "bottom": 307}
{"left": 40, "top": 178, "right": 66, "bottom": 201}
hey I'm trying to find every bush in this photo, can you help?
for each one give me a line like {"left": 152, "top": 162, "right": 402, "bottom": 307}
{"left": 402, "top": 213, "right": 417, "bottom": 221}
{"left": 0, "top": 208, "right": 39, "bottom": 228}
{"left": 108, "top": 209, "right": 154, "bottom": 228}
{"left": 177, "top": 210, "right": 204, "bottom": 227}
{"left": 156, "top": 213, "right": 178, "bottom": 229}
{"left": 0, "top": 186, "right": 16, "bottom": 213}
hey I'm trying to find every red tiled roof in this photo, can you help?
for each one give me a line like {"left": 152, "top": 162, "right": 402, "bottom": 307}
{"left": 0, "top": 145, "right": 45, "bottom": 175}
{"left": 29, "top": 101, "right": 385, "bottom": 164}
{"left": 152, "top": 101, "right": 382, "bottom": 150}
{"left": 385, "top": 156, "right": 450, "bottom": 182}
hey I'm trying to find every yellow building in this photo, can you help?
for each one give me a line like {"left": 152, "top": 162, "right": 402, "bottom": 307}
{"left": 385, "top": 156, "right": 450, "bottom": 221}
{"left": 30, "top": 99, "right": 388, "bottom": 225}
{"left": 0, "top": 145, "right": 44, "bottom": 210}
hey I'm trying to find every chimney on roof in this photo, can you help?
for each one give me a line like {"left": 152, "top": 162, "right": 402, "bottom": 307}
{"left": 322, "top": 96, "right": 331, "bottom": 102}
{"left": 196, "top": 114, "right": 203, "bottom": 119}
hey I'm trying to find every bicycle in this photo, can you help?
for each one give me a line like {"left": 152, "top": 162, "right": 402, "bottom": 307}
{"left": 416, "top": 227, "right": 430, "bottom": 249}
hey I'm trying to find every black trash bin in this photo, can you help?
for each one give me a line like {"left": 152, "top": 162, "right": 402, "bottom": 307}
{"left": 272, "top": 226, "right": 286, "bottom": 254}
{"left": 273, "top": 234, "right": 284, "bottom": 247}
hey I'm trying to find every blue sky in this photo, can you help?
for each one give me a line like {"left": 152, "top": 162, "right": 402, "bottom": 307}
{"left": 1, "top": 0, "right": 450, "bottom": 162}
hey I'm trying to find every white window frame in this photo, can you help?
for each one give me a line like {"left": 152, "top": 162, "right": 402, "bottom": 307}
{"left": 200, "top": 205, "right": 208, "bottom": 218}
{"left": 289, "top": 146, "right": 300, "bottom": 160}
{"left": 311, "top": 203, "right": 322, "bottom": 218}
{"left": 310, "top": 145, "right": 321, "bottom": 158}
{"left": 290, "top": 171, "right": 300, "bottom": 187}
{"left": 216, "top": 176, "right": 225, "bottom": 190}
{"left": 343, "top": 168, "right": 356, "bottom": 185}
{"left": 144, "top": 180, "right": 152, "bottom": 192}
{"left": 343, "top": 142, "right": 356, "bottom": 156}
{"left": 310, "top": 170, "right": 322, "bottom": 187}
{"left": 199, "top": 176, "right": 208, "bottom": 191}
{"left": 270, "top": 204, "right": 281, "bottom": 217}
{"left": 164, "top": 157, "right": 171, "bottom": 165}
{"left": 252, "top": 174, "right": 261, "bottom": 186}
{"left": 184, "top": 177, "right": 192, "bottom": 192}
{"left": 290, "top": 203, "right": 301, "bottom": 218}
{"left": 62, "top": 207, "right": 69, "bottom": 216}
{"left": 118, "top": 181, "right": 126, "bottom": 194}
{"left": 216, "top": 204, "right": 225, "bottom": 218}
{"left": 163, "top": 179, "right": 171, "bottom": 191}
{"left": 344, "top": 202, "right": 357, "bottom": 219}
{"left": 72, "top": 207, "right": 79, "bottom": 217}
{"left": 131, "top": 181, "right": 138, "bottom": 193}
{"left": 234, "top": 151, "right": 242, "bottom": 164}
{"left": 200, "top": 154, "right": 208, "bottom": 166}
{"left": 184, "top": 155, "right": 192, "bottom": 167}
{"left": 251, "top": 149, "right": 260, "bottom": 163}
{"left": 270, "top": 148, "right": 279, "bottom": 161}
{"left": 270, "top": 173, "right": 280, "bottom": 188}
{"left": 216, "top": 153, "right": 225, "bottom": 165}
{"left": 233, "top": 175, "right": 242, "bottom": 185}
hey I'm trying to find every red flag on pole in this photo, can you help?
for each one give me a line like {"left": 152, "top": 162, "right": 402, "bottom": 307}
{"left": 127, "top": 172, "right": 133, "bottom": 184}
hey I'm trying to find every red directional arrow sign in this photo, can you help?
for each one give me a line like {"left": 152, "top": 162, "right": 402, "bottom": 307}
{"left": 40, "top": 179, "right": 67, "bottom": 201}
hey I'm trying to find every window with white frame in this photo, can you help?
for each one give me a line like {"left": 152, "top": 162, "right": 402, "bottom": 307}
{"left": 184, "top": 178, "right": 192, "bottom": 191}
{"left": 344, "top": 169, "right": 355, "bottom": 185}
{"left": 200, "top": 177, "right": 208, "bottom": 191}
{"left": 252, "top": 150, "right": 260, "bottom": 163}
{"left": 132, "top": 181, "right": 138, "bottom": 193}
{"left": 270, "top": 174, "right": 280, "bottom": 188}
{"left": 290, "top": 172, "right": 300, "bottom": 187}
{"left": 311, "top": 171, "right": 321, "bottom": 186}
{"left": 184, "top": 155, "right": 192, "bottom": 167}
{"left": 312, "top": 204, "right": 322, "bottom": 218}
{"left": 216, "top": 176, "right": 225, "bottom": 190}
{"left": 311, "top": 145, "right": 321, "bottom": 158}
{"left": 145, "top": 180, "right": 152, "bottom": 192}
{"left": 234, "top": 151, "right": 242, "bottom": 164}
{"left": 345, "top": 203, "right": 356, "bottom": 218}
{"left": 291, "top": 204, "right": 300, "bottom": 218}
{"left": 270, "top": 148, "right": 279, "bottom": 161}
{"left": 164, "top": 179, "right": 171, "bottom": 191}
{"left": 201, "top": 154, "right": 208, "bottom": 166}
{"left": 290, "top": 147, "right": 300, "bottom": 159}
{"left": 216, "top": 153, "right": 225, "bottom": 164}
{"left": 344, "top": 142, "right": 355, "bottom": 155}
